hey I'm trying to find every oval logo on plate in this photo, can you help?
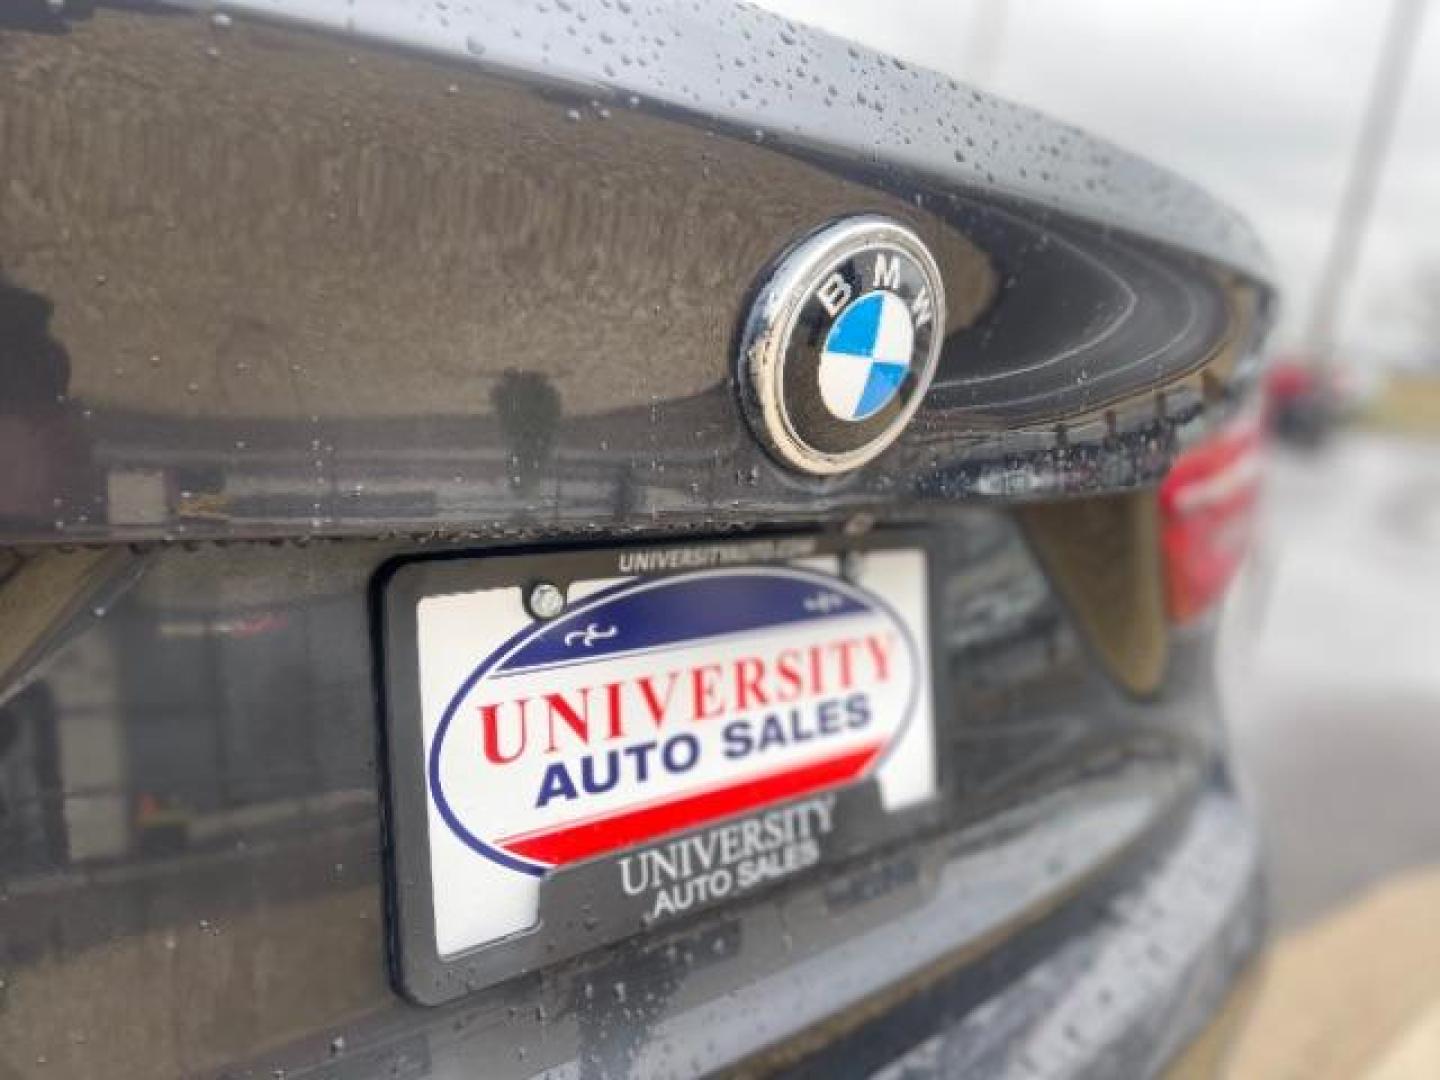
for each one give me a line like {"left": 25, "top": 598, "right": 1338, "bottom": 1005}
{"left": 428, "top": 566, "right": 921, "bottom": 877}
{"left": 739, "top": 216, "right": 946, "bottom": 474}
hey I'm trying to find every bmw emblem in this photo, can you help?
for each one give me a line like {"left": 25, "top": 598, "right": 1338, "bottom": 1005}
{"left": 738, "top": 216, "right": 946, "bottom": 475}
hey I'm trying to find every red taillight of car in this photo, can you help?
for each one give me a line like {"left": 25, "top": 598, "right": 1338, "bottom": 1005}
{"left": 1160, "top": 415, "right": 1264, "bottom": 623}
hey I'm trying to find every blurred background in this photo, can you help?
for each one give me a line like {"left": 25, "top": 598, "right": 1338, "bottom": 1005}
{"left": 754, "top": 1, "right": 1440, "bottom": 1074}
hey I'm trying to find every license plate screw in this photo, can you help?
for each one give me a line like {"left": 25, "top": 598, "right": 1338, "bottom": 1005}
{"left": 526, "top": 580, "right": 567, "bottom": 620}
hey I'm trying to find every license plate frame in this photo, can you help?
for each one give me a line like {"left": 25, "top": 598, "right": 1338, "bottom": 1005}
{"left": 379, "top": 528, "right": 947, "bottom": 1005}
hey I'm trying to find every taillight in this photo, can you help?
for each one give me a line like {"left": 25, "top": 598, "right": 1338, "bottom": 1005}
{"left": 1160, "top": 414, "right": 1264, "bottom": 623}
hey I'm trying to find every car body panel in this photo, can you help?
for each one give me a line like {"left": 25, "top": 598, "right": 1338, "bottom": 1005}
{"left": 2, "top": 1, "right": 1268, "bottom": 547}
{"left": 1, "top": 515, "right": 1239, "bottom": 1078}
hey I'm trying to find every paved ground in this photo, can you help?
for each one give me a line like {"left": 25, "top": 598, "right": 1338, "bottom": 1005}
{"left": 1211, "top": 430, "right": 1440, "bottom": 1076}
{"left": 1222, "top": 430, "right": 1440, "bottom": 929}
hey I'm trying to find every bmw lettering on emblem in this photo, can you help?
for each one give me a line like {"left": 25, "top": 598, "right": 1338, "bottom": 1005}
{"left": 739, "top": 216, "right": 946, "bottom": 474}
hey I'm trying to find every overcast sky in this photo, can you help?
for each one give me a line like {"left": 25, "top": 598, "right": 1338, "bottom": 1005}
{"left": 755, "top": 0, "right": 1440, "bottom": 366}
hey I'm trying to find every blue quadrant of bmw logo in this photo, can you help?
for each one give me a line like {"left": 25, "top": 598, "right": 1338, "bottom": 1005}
{"left": 819, "top": 291, "right": 916, "bottom": 422}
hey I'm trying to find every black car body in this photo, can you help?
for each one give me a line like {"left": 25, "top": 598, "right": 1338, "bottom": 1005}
{"left": 0, "top": 1, "right": 1272, "bottom": 1077}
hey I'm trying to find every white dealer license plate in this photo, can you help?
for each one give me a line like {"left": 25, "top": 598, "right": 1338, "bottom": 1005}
{"left": 380, "top": 533, "right": 938, "bottom": 1004}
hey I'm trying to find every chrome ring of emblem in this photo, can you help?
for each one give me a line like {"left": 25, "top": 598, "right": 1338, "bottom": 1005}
{"left": 738, "top": 215, "right": 947, "bottom": 476}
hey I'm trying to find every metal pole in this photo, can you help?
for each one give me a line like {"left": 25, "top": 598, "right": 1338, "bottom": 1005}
{"left": 1305, "top": 0, "right": 1428, "bottom": 361}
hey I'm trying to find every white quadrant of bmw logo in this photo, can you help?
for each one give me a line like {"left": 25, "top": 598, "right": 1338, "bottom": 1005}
{"left": 739, "top": 216, "right": 946, "bottom": 474}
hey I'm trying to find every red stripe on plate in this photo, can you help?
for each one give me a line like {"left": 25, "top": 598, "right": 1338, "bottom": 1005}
{"left": 500, "top": 742, "right": 882, "bottom": 866}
